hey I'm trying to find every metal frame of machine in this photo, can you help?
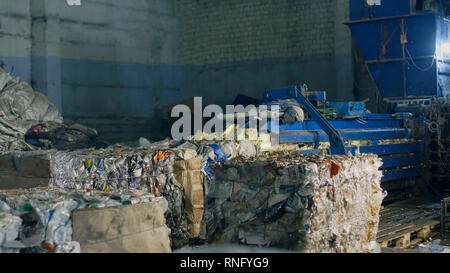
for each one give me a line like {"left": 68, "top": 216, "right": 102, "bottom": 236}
{"left": 346, "top": 0, "right": 450, "bottom": 197}
{"left": 347, "top": 0, "right": 450, "bottom": 99}
{"left": 252, "top": 1, "right": 448, "bottom": 200}
{"left": 261, "top": 86, "right": 422, "bottom": 186}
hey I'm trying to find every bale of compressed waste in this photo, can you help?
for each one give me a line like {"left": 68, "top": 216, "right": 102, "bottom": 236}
{"left": 0, "top": 152, "right": 52, "bottom": 189}
{"left": 0, "top": 143, "right": 201, "bottom": 249}
{"left": 0, "top": 187, "right": 169, "bottom": 253}
{"left": 48, "top": 148, "right": 193, "bottom": 248}
{"left": 203, "top": 153, "right": 386, "bottom": 253}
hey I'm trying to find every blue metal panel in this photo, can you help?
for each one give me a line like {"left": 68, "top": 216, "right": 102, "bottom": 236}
{"left": 380, "top": 155, "right": 421, "bottom": 169}
{"left": 292, "top": 87, "right": 346, "bottom": 155}
{"left": 280, "top": 128, "right": 411, "bottom": 143}
{"left": 406, "top": 15, "right": 437, "bottom": 57}
{"left": 347, "top": 143, "right": 422, "bottom": 155}
{"left": 405, "top": 59, "right": 439, "bottom": 97}
{"left": 262, "top": 82, "right": 424, "bottom": 184}
{"left": 328, "top": 102, "right": 366, "bottom": 117}
{"left": 403, "top": 15, "right": 439, "bottom": 97}
{"left": 263, "top": 86, "right": 298, "bottom": 102}
{"left": 347, "top": 12, "right": 450, "bottom": 99}
{"left": 298, "top": 150, "right": 319, "bottom": 155}
{"left": 270, "top": 119, "right": 402, "bottom": 131}
{"left": 264, "top": 86, "right": 347, "bottom": 154}
{"left": 363, "top": 113, "right": 393, "bottom": 119}
{"left": 350, "top": 0, "right": 413, "bottom": 21}
{"left": 348, "top": 18, "right": 405, "bottom": 60}
{"left": 381, "top": 167, "right": 422, "bottom": 182}
{"left": 367, "top": 62, "right": 406, "bottom": 98}
{"left": 298, "top": 143, "right": 422, "bottom": 156}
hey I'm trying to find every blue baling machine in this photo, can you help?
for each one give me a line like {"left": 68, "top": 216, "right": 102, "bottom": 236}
{"left": 253, "top": 1, "right": 450, "bottom": 201}
{"left": 261, "top": 86, "right": 422, "bottom": 198}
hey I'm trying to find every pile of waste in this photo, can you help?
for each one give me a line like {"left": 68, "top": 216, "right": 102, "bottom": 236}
{"left": 2, "top": 139, "right": 202, "bottom": 248}
{"left": 0, "top": 68, "right": 99, "bottom": 152}
{"left": 0, "top": 67, "right": 391, "bottom": 253}
{"left": 2, "top": 132, "right": 389, "bottom": 253}
{"left": 201, "top": 153, "right": 386, "bottom": 253}
{"left": 45, "top": 147, "right": 191, "bottom": 248}
{"left": 2, "top": 135, "right": 390, "bottom": 252}
{"left": 1, "top": 137, "right": 262, "bottom": 248}
{"left": 0, "top": 187, "right": 165, "bottom": 253}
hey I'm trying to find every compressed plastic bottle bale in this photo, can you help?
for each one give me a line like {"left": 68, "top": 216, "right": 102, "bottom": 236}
{"left": 0, "top": 186, "right": 168, "bottom": 253}
{"left": 204, "top": 154, "right": 385, "bottom": 253}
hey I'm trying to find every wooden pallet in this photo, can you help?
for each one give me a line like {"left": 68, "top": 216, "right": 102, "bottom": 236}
{"left": 377, "top": 207, "right": 441, "bottom": 249}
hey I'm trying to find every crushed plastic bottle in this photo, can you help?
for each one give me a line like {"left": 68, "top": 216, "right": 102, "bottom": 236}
{"left": 202, "top": 153, "right": 385, "bottom": 253}
{"left": 0, "top": 187, "right": 165, "bottom": 253}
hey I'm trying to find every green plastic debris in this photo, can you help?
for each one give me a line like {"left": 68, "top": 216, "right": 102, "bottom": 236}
{"left": 84, "top": 160, "right": 91, "bottom": 169}
{"left": 89, "top": 203, "right": 100, "bottom": 209}
{"left": 24, "top": 203, "right": 33, "bottom": 212}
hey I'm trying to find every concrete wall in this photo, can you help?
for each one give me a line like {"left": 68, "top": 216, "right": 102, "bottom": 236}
{"left": 175, "top": 0, "right": 354, "bottom": 107}
{"left": 0, "top": 0, "right": 355, "bottom": 142}
{"left": 0, "top": 0, "right": 32, "bottom": 83}
{"left": 55, "top": 0, "right": 181, "bottom": 141}
{"left": 0, "top": 0, "right": 181, "bottom": 142}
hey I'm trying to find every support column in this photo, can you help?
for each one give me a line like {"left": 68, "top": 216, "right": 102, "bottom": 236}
{"left": 334, "top": 0, "right": 354, "bottom": 102}
{"left": 30, "top": 0, "right": 62, "bottom": 113}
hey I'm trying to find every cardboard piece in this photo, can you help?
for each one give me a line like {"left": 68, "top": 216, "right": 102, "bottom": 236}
{"left": 72, "top": 202, "right": 171, "bottom": 253}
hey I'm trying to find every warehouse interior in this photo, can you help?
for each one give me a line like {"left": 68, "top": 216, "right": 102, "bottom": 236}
{"left": 0, "top": 0, "right": 449, "bottom": 254}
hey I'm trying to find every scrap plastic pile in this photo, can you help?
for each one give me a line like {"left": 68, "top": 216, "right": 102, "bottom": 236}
{"left": 5, "top": 138, "right": 262, "bottom": 248}
{"left": 1, "top": 133, "right": 390, "bottom": 252}
{"left": 201, "top": 153, "right": 386, "bottom": 253}
{"left": 0, "top": 68, "right": 98, "bottom": 152}
{"left": 49, "top": 146, "right": 191, "bottom": 248}
{"left": 0, "top": 187, "right": 164, "bottom": 253}
{"left": 1, "top": 133, "right": 389, "bottom": 252}
{"left": 6, "top": 140, "right": 204, "bottom": 248}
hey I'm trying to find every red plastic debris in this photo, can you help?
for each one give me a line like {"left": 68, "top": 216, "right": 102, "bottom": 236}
{"left": 330, "top": 161, "right": 340, "bottom": 178}
{"left": 264, "top": 165, "right": 274, "bottom": 173}
{"left": 42, "top": 242, "right": 54, "bottom": 251}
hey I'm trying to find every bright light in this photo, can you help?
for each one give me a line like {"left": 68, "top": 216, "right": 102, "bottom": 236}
{"left": 437, "top": 42, "right": 450, "bottom": 60}
{"left": 441, "top": 43, "right": 450, "bottom": 54}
